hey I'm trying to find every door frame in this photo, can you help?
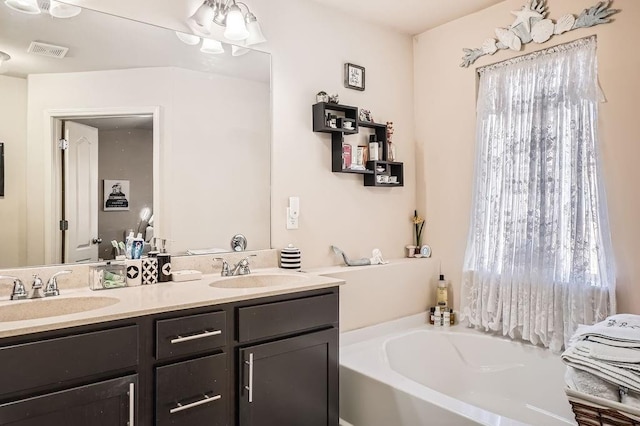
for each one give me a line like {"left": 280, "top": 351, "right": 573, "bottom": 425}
{"left": 44, "top": 106, "right": 161, "bottom": 264}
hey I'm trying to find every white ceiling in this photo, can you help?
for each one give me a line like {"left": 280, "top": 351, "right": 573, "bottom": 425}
{"left": 310, "top": 0, "right": 505, "bottom": 35}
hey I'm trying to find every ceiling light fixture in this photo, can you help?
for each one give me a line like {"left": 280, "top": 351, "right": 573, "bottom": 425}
{"left": 4, "top": 0, "right": 40, "bottom": 14}
{"left": 187, "top": 0, "right": 265, "bottom": 46}
{"left": 48, "top": 0, "right": 81, "bottom": 18}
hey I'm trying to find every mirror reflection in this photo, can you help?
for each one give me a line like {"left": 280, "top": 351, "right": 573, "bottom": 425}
{"left": 0, "top": 2, "right": 271, "bottom": 269}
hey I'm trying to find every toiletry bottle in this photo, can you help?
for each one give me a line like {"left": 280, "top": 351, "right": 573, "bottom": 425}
{"left": 444, "top": 309, "right": 451, "bottom": 327}
{"left": 437, "top": 274, "right": 448, "bottom": 307}
{"left": 157, "top": 239, "right": 172, "bottom": 282}
{"left": 125, "top": 232, "right": 135, "bottom": 259}
{"left": 132, "top": 233, "right": 145, "bottom": 259}
{"left": 369, "top": 135, "right": 379, "bottom": 161}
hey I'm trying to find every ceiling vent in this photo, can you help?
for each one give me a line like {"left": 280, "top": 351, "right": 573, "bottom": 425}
{"left": 37, "top": 0, "right": 50, "bottom": 12}
{"left": 27, "top": 41, "right": 69, "bottom": 59}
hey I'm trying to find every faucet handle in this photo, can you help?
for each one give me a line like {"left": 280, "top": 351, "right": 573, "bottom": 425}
{"left": 237, "top": 254, "right": 257, "bottom": 275}
{"left": 213, "top": 257, "right": 231, "bottom": 277}
{"left": 0, "top": 275, "right": 27, "bottom": 300}
{"left": 45, "top": 270, "right": 72, "bottom": 297}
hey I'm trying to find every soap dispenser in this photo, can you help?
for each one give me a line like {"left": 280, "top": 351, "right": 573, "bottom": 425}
{"left": 157, "top": 239, "right": 172, "bottom": 282}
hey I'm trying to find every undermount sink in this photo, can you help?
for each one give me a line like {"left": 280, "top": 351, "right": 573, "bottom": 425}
{"left": 0, "top": 296, "right": 119, "bottom": 322}
{"left": 209, "top": 273, "right": 310, "bottom": 289}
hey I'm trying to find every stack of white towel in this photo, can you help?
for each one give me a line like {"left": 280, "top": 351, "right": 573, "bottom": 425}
{"left": 562, "top": 314, "right": 640, "bottom": 408}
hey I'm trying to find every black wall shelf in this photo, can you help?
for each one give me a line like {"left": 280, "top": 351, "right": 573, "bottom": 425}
{"left": 313, "top": 102, "right": 404, "bottom": 187}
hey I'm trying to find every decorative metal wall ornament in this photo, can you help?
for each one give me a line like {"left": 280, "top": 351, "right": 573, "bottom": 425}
{"left": 460, "top": 0, "right": 619, "bottom": 68}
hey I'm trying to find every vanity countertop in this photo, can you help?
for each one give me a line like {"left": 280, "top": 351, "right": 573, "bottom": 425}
{"left": 0, "top": 268, "right": 343, "bottom": 339}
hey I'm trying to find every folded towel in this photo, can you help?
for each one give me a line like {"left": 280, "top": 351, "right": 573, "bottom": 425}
{"left": 565, "top": 366, "right": 620, "bottom": 401}
{"left": 562, "top": 346, "right": 640, "bottom": 393}
{"left": 571, "top": 314, "right": 640, "bottom": 348}
{"left": 574, "top": 340, "right": 640, "bottom": 363}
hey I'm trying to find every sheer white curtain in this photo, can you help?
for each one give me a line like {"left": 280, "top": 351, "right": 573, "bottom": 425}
{"left": 461, "top": 37, "right": 616, "bottom": 352}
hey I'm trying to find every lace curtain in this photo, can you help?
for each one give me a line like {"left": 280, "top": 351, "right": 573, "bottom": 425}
{"left": 461, "top": 37, "right": 616, "bottom": 352}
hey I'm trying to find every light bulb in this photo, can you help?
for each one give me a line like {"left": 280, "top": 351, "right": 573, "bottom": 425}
{"left": 223, "top": 4, "right": 249, "bottom": 41}
{"left": 200, "top": 38, "right": 224, "bottom": 54}
{"left": 175, "top": 31, "right": 201, "bottom": 46}
{"left": 245, "top": 20, "right": 266, "bottom": 46}
{"left": 4, "top": 0, "right": 40, "bottom": 14}
{"left": 49, "top": 0, "right": 81, "bottom": 18}
{"left": 188, "top": 1, "right": 214, "bottom": 35}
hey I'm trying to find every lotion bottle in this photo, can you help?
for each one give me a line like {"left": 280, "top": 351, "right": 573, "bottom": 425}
{"left": 437, "top": 274, "right": 448, "bottom": 307}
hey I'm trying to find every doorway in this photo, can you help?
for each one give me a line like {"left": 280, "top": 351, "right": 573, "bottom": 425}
{"left": 46, "top": 107, "right": 160, "bottom": 264}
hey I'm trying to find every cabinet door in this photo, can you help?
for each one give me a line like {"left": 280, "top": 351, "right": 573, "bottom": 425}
{"left": 239, "top": 328, "right": 338, "bottom": 426}
{"left": 0, "top": 375, "right": 136, "bottom": 426}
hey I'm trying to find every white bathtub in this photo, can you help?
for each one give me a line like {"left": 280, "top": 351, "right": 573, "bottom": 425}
{"left": 339, "top": 314, "right": 576, "bottom": 426}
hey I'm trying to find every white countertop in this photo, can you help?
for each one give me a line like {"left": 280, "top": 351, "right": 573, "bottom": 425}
{"left": 0, "top": 268, "right": 343, "bottom": 339}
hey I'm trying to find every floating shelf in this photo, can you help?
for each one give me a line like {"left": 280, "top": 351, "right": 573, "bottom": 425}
{"left": 313, "top": 102, "right": 404, "bottom": 188}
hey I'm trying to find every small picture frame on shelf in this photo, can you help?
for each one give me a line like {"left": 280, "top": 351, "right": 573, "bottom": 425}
{"left": 420, "top": 245, "right": 432, "bottom": 258}
{"left": 344, "top": 63, "right": 365, "bottom": 91}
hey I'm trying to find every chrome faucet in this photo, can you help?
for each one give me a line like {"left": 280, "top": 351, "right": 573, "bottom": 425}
{"left": 30, "top": 275, "right": 44, "bottom": 299}
{"left": 214, "top": 255, "right": 256, "bottom": 277}
{"left": 0, "top": 275, "right": 27, "bottom": 300}
{"left": 44, "top": 270, "right": 72, "bottom": 297}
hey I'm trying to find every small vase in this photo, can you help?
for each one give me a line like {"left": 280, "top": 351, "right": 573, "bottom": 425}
{"left": 405, "top": 245, "right": 417, "bottom": 258}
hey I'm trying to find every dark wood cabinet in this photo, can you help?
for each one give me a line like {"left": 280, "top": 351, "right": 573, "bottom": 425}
{"left": 238, "top": 328, "right": 338, "bottom": 426}
{"left": 0, "top": 375, "right": 136, "bottom": 426}
{"left": 0, "top": 286, "right": 339, "bottom": 426}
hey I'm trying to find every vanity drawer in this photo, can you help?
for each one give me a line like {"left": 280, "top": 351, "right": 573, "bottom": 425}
{"left": 155, "top": 353, "right": 228, "bottom": 426}
{"left": 0, "top": 325, "right": 138, "bottom": 396}
{"left": 156, "top": 311, "right": 226, "bottom": 360}
{"left": 237, "top": 292, "right": 338, "bottom": 343}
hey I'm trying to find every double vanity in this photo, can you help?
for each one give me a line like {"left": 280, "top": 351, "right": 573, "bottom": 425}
{"left": 0, "top": 263, "right": 342, "bottom": 425}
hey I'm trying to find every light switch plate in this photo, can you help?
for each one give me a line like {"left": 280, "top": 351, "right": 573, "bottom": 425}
{"left": 286, "top": 207, "right": 299, "bottom": 229}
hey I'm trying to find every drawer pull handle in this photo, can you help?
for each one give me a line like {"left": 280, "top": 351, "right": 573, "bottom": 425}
{"left": 170, "top": 394, "right": 221, "bottom": 414}
{"left": 245, "top": 352, "right": 254, "bottom": 403}
{"left": 170, "top": 329, "right": 222, "bottom": 344}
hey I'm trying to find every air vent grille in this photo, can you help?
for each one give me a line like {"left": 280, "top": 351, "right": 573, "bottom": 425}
{"left": 37, "top": 0, "right": 50, "bottom": 12}
{"left": 27, "top": 41, "right": 69, "bottom": 59}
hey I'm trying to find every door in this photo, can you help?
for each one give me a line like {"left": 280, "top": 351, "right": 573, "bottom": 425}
{"left": 0, "top": 375, "right": 136, "bottom": 426}
{"left": 64, "top": 121, "right": 99, "bottom": 263}
{"left": 239, "top": 328, "right": 338, "bottom": 426}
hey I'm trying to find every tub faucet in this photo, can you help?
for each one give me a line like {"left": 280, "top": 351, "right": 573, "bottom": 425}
{"left": 44, "top": 270, "right": 72, "bottom": 297}
{"left": 0, "top": 275, "right": 27, "bottom": 300}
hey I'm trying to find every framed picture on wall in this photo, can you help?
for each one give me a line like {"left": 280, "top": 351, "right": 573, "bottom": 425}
{"left": 0, "top": 143, "right": 4, "bottom": 197}
{"left": 104, "top": 179, "right": 130, "bottom": 211}
{"left": 344, "top": 63, "right": 365, "bottom": 91}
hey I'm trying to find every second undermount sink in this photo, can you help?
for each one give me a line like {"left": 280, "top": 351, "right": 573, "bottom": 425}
{"left": 0, "top": 296, "right": 120, "bottom": 322}
{"left": 209, "top": 273, "right": 310, "bottom": 289}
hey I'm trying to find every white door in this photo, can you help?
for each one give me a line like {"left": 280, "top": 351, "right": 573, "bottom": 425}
{"left": 64, "top": 121, "right": 99, "bottom": 263}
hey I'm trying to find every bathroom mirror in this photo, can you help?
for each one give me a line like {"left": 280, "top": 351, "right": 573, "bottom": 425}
{"left": 0, "top": 2, "right": 271, "bottom": 268}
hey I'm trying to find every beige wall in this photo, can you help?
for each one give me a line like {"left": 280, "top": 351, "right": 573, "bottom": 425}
{"left": 0, "top": 75, "right": 27, "bottom": 267}
{"left": 414, "top": 0, "right": 640, "bottom": 314}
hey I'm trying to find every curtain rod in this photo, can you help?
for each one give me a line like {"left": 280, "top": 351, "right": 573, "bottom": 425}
{"left": 476, "top": 35, "right": 597, "bottom": 75}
